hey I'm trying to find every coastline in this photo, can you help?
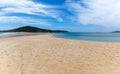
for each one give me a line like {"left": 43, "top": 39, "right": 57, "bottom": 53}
{"left": 0, "top": 34, "right": 120, "bottom": 74}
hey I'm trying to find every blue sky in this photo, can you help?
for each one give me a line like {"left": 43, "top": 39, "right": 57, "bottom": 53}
{"left": 0, "top": 0, "right": 120, "bottom": 32}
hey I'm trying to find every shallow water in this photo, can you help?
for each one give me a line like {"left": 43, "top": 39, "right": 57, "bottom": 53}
{"left": 0, "top": 32, "right": 43, "bottom": 38}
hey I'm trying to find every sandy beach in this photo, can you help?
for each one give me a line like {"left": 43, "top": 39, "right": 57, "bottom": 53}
{"left": 0, "top": 34, "right": 120, "bottom": 74}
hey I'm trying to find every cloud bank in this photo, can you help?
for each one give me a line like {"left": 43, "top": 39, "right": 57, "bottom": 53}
{"left": 66, "top": 0, "right": 120, "bottom": 27}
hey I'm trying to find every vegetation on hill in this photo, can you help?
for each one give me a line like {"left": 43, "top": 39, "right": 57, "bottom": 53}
{"left": 0, "top": 26, "right": 68, "bottom": 32}
{"left": 112, "top": 31, "right": 120, "bottom": 33}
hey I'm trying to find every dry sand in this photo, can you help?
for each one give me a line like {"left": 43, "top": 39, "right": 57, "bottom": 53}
{"left": 0, "top": 34, "right": 120, "bottom": 74}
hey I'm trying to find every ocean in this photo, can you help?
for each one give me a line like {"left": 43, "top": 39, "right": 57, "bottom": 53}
{"left": 1, "top": 32, "right": 120, "bottom": 42}
{"left": 54, "top": 32, "right": 120, "bottom": 42}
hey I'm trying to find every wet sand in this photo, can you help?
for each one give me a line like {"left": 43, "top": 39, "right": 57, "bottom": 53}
{"left": 0, "top": 34, "right": 120, "bottom": 74}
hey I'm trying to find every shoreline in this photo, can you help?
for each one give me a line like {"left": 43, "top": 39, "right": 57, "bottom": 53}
{"left": 0, "top": 34, "right": 120, "bottom": 74}
{"left": 0, "top": 32, "right": 120, "bottom": 43}
{"left": 0, "top": 33, "right": 111, "bottom": 43}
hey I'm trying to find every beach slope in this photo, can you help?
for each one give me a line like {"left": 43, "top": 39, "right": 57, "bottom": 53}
{"left": 0, "top": 34, "right": 120, "bottom": 74}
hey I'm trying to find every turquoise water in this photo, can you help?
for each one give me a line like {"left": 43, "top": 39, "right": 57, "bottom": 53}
{"left": 54, "top": 32, "right": 120, "bottom": 42}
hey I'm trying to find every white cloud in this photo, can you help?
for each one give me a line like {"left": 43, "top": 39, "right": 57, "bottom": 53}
{"left": 0, "top": 16, "right": 51, "bottom": 26}
{"left": 66, "top": 0, "right": 120, "bottom": 27}
{"left": 0, "top": 0, "right": 63, "bottom": 22}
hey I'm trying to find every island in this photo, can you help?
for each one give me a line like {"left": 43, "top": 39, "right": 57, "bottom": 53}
{"left": 112, "top": 31, "right": 120, "bottom": 33}
{"left": 0, "top": 26, "right": 68, "bottom": 33}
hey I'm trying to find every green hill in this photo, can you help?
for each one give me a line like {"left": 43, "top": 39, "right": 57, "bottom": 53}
{"left": 112, "top": 31, "right": 120, "bottom": 33}
{"left": 0, "top": 26, "right": 68, "bottom": 32}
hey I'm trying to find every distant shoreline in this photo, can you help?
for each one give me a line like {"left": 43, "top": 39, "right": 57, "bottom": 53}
{"left": 0, "top": 32, "right": 46, "bottom": 38}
